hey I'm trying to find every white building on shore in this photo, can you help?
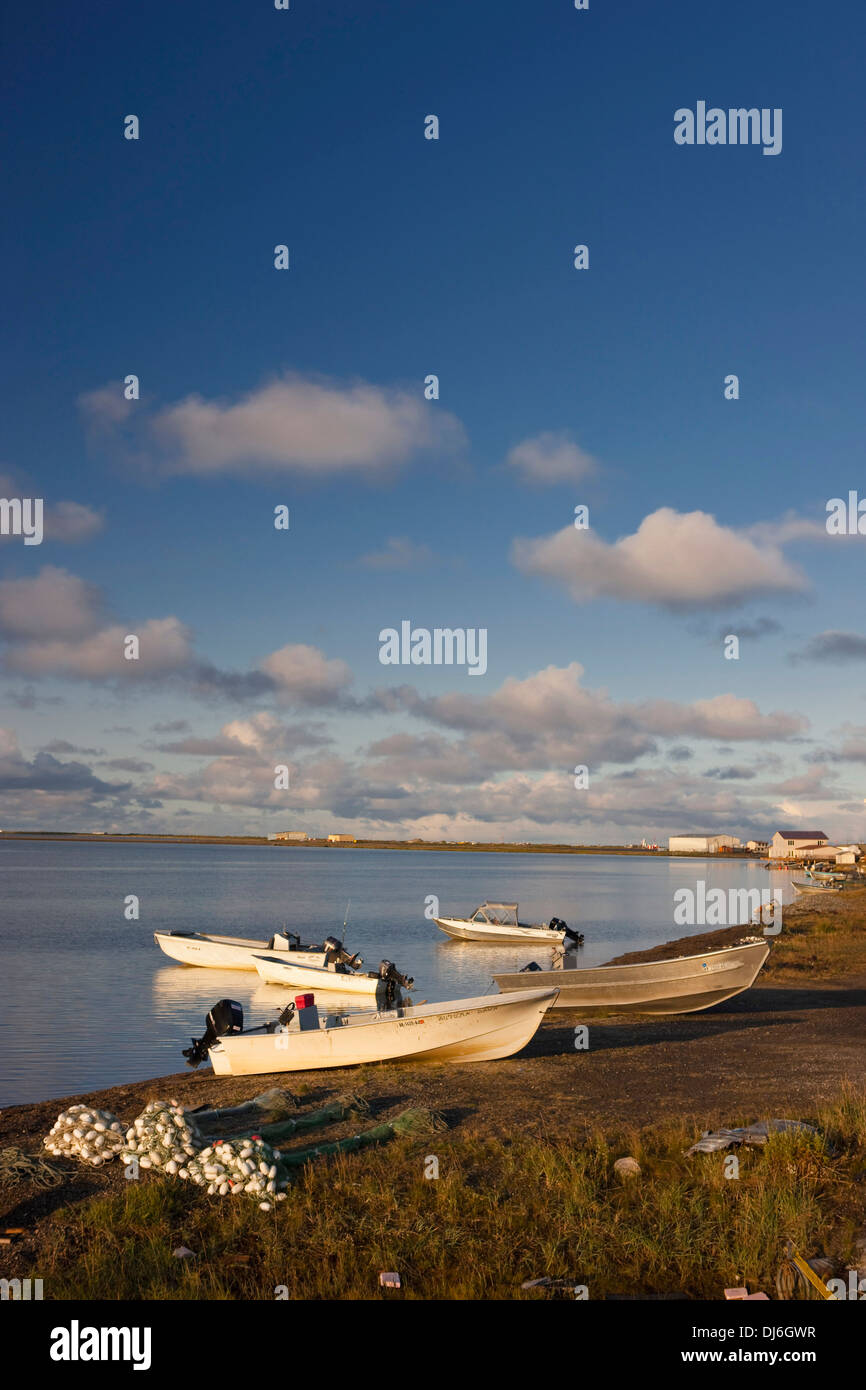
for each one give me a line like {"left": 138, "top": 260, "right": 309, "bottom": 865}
{"left": 668, "top": 834, "right": 741, "bottom": 854}
{"left": 769, "top": 830, "right": 829, "bottom": 859}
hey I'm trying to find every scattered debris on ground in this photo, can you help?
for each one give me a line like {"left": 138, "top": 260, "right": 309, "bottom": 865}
{"left": 686, "top": 1119, "right": 817, "bottom": 1156}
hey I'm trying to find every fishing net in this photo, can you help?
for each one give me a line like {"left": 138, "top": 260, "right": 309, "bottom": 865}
{"left": 0, "top": 1146, "right": 67, "bottom": 1187}
{"left": 43, "top": 1104, "right": 126, "bottom": 1166}
{"left": 42, "top": 1094, "right": 445, "bottom": 1207}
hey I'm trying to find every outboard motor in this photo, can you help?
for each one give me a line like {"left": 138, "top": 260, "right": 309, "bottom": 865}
{"left": 183, "top": 998, "right": 243, "bottom": 1068}
{"left": 550, "top": 917, "right": 584, "bottom": 946}
{"left": 378, "top": 959, "right": 415, "bottom": 1006}
{"left": 323, "top": 935, "right": 363, "bottom": 969}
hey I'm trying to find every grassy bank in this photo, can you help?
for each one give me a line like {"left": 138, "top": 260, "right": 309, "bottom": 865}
{"left": 596, "top": 884, "right": 866, "bottom": 983}
{"left": 765, "top": 889, "right": 866, "bottom": 979}
{"left": 16, "top": 1088, "right": 866, "bottom": 1300}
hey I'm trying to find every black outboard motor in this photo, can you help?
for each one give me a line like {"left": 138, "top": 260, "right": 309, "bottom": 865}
{"left": 550, "top": 917, "right": 584, "bottom": 946}
{"left": 183, "top": 998, "right": 243, "bottom": 1068}
{"left": 378, "top": 960, "right": 415, "bottom": 1006}
{"left": 323, "top": 936, "right": 364, "bottom": 969}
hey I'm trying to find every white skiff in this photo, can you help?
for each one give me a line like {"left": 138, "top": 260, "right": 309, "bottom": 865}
{"left": 434, "top": 901, "right": 576, "bottom": 945}
{"left": 493, "top": 939, "right": 770, "bottom": 1014}
{"left": 154, "top": 929, "right": 356, "bottom": 973}
{"left": 206, "top": 987, "right": 559, "bottom": 1076}
{"left": 254, "top": 953, "right": 410, "bottom": 998}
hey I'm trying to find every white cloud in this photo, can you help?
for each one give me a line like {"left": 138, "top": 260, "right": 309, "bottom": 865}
{"left": 153, "top": 712, "right": 328, "bottom": 758}
{"left": 416, "top": 662, "right": 804, "bottom": 744}
{"left": 0, "top": 477, "right": 104, "bottom": 546}
{"left": 44, "top": 501, "right": 105, "bottom": 543}
{"left": 0, "top": 568, "right": 191, "bottom": 679}
{"left": 512, "top": 508, "right": 810, "bottom": 608}
{"left": 79, "top": 387, "right": 134, "bottom": 427}
{"left": 506, "top": 432, "right": 597, "bottom": 485}
{"left": 635, "top": 692, "right": 805, "bottom": 742}
{"left": 0, "top": 570, "right": 356, "bottom": 704}
{"left": 359, "top": 536, "right": 433, "bottom": 570}
{"left": 744, "top": 515, "right": 827, "bottom": 546}
{"left": 374, "top": 662, "right": 807, "bottom": 784}
{"left": 0, "top": 567, "right": 103, "bottom": 639}
{"left": 261, "top": 644, "right": 353, "bottom": 705}
{"left": 6, "top": 617, "right": 193, "bottom": 679}
{"left": 82, "top": 374, "right": 464, "bottom": 479}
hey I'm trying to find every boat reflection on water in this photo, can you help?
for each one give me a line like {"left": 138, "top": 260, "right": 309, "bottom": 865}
{"left": 436, "top": 935, "right": 560, "bottom": 992}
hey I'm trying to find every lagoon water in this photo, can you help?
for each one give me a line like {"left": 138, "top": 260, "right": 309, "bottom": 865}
{"left": 1, "top": 841, "right": 794, "bottom": 1105}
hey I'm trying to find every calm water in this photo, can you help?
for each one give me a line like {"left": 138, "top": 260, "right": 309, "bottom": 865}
{"left": 0, "top": 841, "right": 794, "bottom": 1105}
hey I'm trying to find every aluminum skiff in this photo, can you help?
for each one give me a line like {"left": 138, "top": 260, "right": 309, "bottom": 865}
{"left": 494, "top": 939, "right": 770, "bottom": 1014}
{"left": 207, "top": 987, "right": 559, "bottom": 1076}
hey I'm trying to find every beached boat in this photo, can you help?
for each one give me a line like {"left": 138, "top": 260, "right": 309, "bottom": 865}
{"left": 807, "top": 865, "right": 846, "bottom": 882}
{"left": 792, "top": 879, "right": 843, "bottom": 894}
{"left": 154, "top": 928, "right": 361, "bottom": 973}
{"left": 493, "top": 938, "right": 770, "bottom": 1014}
{"left": 434, "top": 901, "right": 580, "bottom": 946}
{"left": 185, "top": 987, "right": 559, "bottom": 1076}
{"left": 253, "top": 952, "right": 413, "bottom": 999}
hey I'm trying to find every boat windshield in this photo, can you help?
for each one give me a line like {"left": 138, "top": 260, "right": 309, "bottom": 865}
{"left": 471, "top": 903, "right": 519, "bottom": 926}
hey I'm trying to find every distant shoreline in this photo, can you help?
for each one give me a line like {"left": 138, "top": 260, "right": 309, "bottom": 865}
{"left": 0, "top": 831, "right": 762, "bottom": 858}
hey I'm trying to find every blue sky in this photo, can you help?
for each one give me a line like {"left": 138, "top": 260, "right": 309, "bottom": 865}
{"left": 1, "top": 0, "right": 864, "bottom": 841}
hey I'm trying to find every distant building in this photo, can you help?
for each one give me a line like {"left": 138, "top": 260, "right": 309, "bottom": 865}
{"left": 327, "top": 834, "right": 356, "bottom": 844}
{"left": 769, "top": 830, "right": 829, "bottom": 859}
{"left": 745, "top": 840, "right": 770, "bottom": 853}
{"left": 268, "top": 831, "right": 308, "bottom": 842}
{"left": 835, "top": 845, "right": 862, "bottom": 865}
{"left": 668, "top": 835, "right": 741, "bottom": 854}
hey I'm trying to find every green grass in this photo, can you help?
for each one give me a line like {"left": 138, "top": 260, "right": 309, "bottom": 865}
{"left": 767, "top": 891, "right": 866, "bottom": 978}
{"left": 38, "top": 1088, "right": 866, "bottom": 1300}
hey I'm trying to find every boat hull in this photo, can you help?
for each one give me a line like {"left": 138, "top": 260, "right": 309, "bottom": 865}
{"left": 153, "top": 931, "right": 328, "bottom": 971}
{"left": 254, "top": 954, "right": 383, "bottom": 995}
{"left": 494, "top": 940, "right": 770, "bottom": 1014}
{"left": 208, "top": 987, "right": 558, "bottom": 1075}
{"left": 434, "top": 917, "right": 564, "bottom": 945}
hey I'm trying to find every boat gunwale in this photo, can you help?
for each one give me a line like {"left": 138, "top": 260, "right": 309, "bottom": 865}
{"left": 154, "top": 930, "right": 329, "bottom": 953}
